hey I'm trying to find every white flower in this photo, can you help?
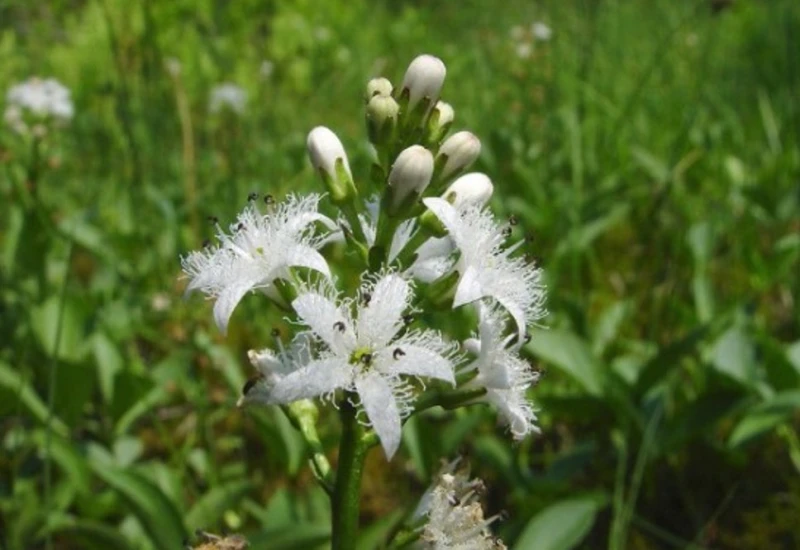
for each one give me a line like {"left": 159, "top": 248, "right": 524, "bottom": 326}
{"left": 421, "top": 198, "right": 546, "bottom": 342}
{"left": 307, "top": 126, "right": 353, "bottom": 184}
{"left": 260, "top": 60, "right": 275, "bottom": 79}
{"left": 437, "top": 131, "right": 482, "bottom": 181}
{"left": 239, "top": 333, "right": 314, "bottom": 406}
{"left": 401, "top": 54, "right": 447, "bottom": 112}
{"left": 4, "top": 77, "right": 73, "bottom": 135}
{"left": 441, "top": 173, "right": 494, "bottom": 210}
{"left": 419, "top": 462, "right": 507, "bottom": 550}
{"left": 269, "top": 273, "right": 457, "bottom": 458}
{"left": 181, "top": 194, "right": 336, "bottom": 333}
{"left": 388, "top": 145, "right": 434, "bottom": 209}
{"left": 464, "top": 306, "right": 540, "bottom": 439}
{"left": 515, "top": 42, "right": 532, "bottom": 60}
{"left": 531, "top": 22, "right": 553, "bottom": 41}
{"left": 209, "top": 83, "right": 247, "bottom": 115}
{"left": 366, "top": 77, "right": 393, "bottom": 99}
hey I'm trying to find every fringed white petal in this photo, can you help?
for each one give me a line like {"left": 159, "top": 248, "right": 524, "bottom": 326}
{"left": 356, "top": 274, "right": 410, "bottom": 348}
{"left": 270, "top": 358, "right": 352, "bottom": 403}
{"left": 355, "top": 371, "right": 403, "bottom": 458}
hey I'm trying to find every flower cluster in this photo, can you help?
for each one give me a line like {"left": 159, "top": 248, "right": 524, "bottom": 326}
{"left": 3, "top": 77, "right": 74, "bottom": 137}
{"left": 182, "top": 54, "right": 546, "bottom": 460}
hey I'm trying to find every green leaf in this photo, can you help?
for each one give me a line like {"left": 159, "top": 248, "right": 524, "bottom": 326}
{"left": 29, "top": 295, "right": 88, "bottom": 363}
{"left": 44, "top": 516, "right": 135, "bottom": 550}
{"left": 634, "top": 326, "right": 708, "bottom": 395}
{"left": 0, "top": 362, "right": 68, "bottom": 437}
{"left": 515, "top": 496, "right": 604, "bottom": 550}
{"left": 90, "top": 464, "right": 187, "bottom": 548}
{"left": 728, "top": 391, "right": 800, "bottom": 448}
{"left": 710, "top": 326, "right": 759, "bottom": 388}
{"left": 186, "top": 480, "right": 253, "bottom": 532}
{"left": 526, "top": 329, "right": 604, "bottom": 396}
{"left": 591, "top": 300, "right": 630, "bottom": 356}
{"left": 92, "top": 332, "right": 124, "bottom": 404}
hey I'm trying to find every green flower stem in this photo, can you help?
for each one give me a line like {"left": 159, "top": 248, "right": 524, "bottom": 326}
{"left": 282, "top": 402, "right": 334, "bottom": 494}
{"left": 331, "top": 398, "right": 372, "bottom": 550}
{"left": 412, "top": 386, "right": 487, "bottom": 415}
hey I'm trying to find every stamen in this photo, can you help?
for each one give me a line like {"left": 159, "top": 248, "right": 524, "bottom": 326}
{"left": 360, "top": 353, "right": 373, "bottom": 365}
{"left": 247, "top": 191, "right": 259, "bottom": 202}
{"left": 207, "top": 215, "right": 219, "bottom": 224}
{"left": 393, "top": 348, "right": 406, "bottom": 360}
{"left": 501, "top": 226, "right": 512, "bottom": 238}
{"left": 201, "top": 239, "right": 211, "bottom": 248}
{"left": 402, "top": 313, "right": 414, "bottom": 325}
{"left": 508, "top": 215, "right": 518, "bottom": 226}
{"left": 263, "top": 194, "right": 275, "bottom": 205}
{"left": 362, "top": 292, "right": 372, "bottom": 305}
{"left": 333, "top": 321, "right": 346, "bottom": 332}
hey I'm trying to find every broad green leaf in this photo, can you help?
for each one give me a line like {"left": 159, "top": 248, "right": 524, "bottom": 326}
{"left": 90, "top": 464, "right": 187, "bottom": 548}
{"left": 728, "top": 391, "right": 800, "bottom": 447}
{"left": 634, "top": 326, "right": 707, "bottom": 395}
{"left": 591, "top": 300, "right": 630, "bottom": 356}
{"left": 29, "top": 295, "right": 88, "bottom": 363}
{"left": 710, "top": 326, "right": 759, "bottom": 389}
{"left": 186, "top": 480, "right": 253, "bottom": 532}
{"left": 0, "top": 362, "right": 68, "bottom": 437}
{"left": 44, "top": 516, "right": 134, "bottom": 550}
{"left": 92, "top": 332, "right": 124, "bottom": 404}
{"left": 32, "top": 430, "right": 91, "bottom": 493}
{"left": 526, "top": 329, "right": 604, "bottom": 396}
{"left": 515, "top": 496, "right": 604, "bottom": 550}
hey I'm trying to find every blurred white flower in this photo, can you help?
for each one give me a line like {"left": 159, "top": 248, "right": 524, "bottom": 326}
{"left": 181, "top": 194, "right": 337, "bottom": 333}
{"left": 4, "top": 77, "right": 73, "bottom": 135}
{"left": 418, "top": 462, "right": 507, "bottom": 549}
{"left": 510, "top": 25, "right": 525, "bottom": 41}
{"left": 164, "top": 57, "right": 182, "bottom": 78}
{"left": 209, "top": 83, "right": 247, "bottom": 115}
{"left": 268, "top": 273, "right": 457, "bottom": 458}
{"left": 422, "top": 198, "right": 546, "bottom": 343}
{"left": 463, "top": 305, "right": 540, "bottom": 439}
{"left": 531, "top": 21, "right": 553, "bottom": 41}
{"left": 515, "top": 42, "right": 533, "bottom": 59}
{"left": 260, "top": 60, "right": 275, "bottom": 79}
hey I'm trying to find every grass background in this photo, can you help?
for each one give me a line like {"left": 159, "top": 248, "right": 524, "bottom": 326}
{"left": 1, "top": 0, "right": 799, "bottom": 548}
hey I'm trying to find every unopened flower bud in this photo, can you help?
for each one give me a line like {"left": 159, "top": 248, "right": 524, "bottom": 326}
{"left": 388, "top": 145, "right": 434, "bottom": 213}
{"left": 400, "top": 54, "right": 446, "bottom": 112}
{"left": 366, "top": 94, "right": 399, "bottom": 146}
{"left": 365, "top": 77, "right": 393, "bottom": 101}
{"left": 442, "top": 173, "right": 494, "bottom": 209}
{"left": 436, "top": 131, "right": 481, "bottom": 181}
{"left": 307, "top": 126, "right": 355, "bottom": 203}
{"left": 426, "top": 101, "right": 455, "bottom": 144}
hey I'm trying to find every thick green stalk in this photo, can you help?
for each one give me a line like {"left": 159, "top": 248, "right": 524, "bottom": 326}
{"left": 331, "top": 399, "right": 370, "bottom": 550}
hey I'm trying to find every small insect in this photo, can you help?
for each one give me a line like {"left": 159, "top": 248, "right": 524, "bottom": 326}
{"left": 186, "top": 530, "right": 249, "bottom": 550}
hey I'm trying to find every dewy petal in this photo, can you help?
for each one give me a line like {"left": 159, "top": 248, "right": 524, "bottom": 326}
{"left": 378, "top": 343, "right": 455, "bottom": 385}
{"left": 356, "top": 274, "right": 410, "bottom": 349}
{"left": 270, "top": 358, "right": 352, "bottom": 402}
{"left": 355, "top": 371, "right": 403, "bottom": 458}
{"left": 292, "top": 291, "right": 356, "bottom": 356}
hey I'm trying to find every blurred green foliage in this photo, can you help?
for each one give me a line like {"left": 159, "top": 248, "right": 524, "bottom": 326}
{"left": 1, "top": 0, "right": 799, "bottom": 548}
